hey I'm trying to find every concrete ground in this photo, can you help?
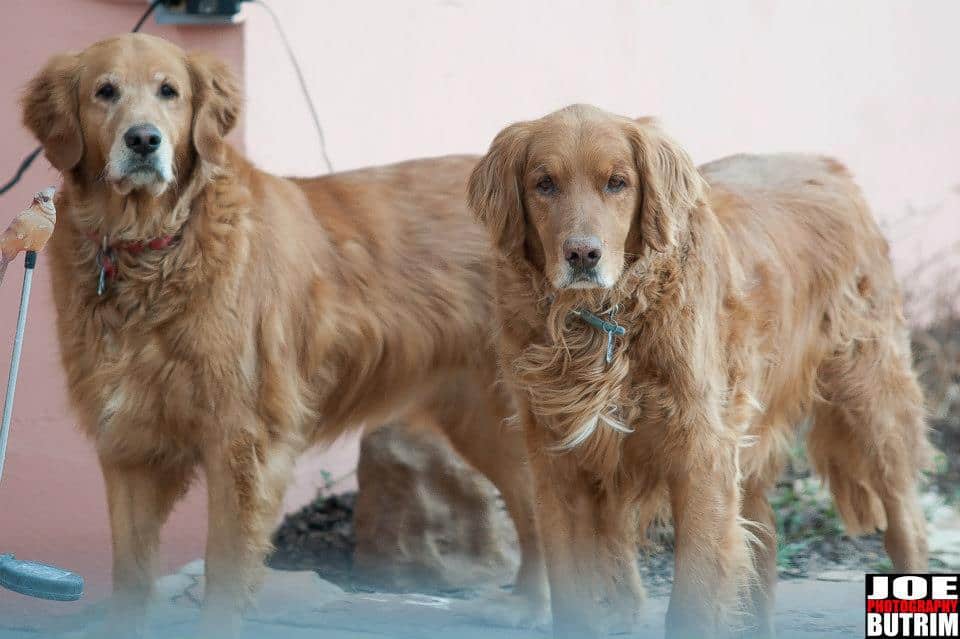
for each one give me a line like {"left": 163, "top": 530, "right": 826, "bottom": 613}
{"left": 2, "top": 505, "right": 958, "bottom": 639}
{"left": 0, "top": 565, "right": 867, "bottom": 639}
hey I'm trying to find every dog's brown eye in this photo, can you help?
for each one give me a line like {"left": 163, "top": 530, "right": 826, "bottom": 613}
{"left": 606, "top": 176, "right": 627, "bottom": 193}
{"left": 536, "top": 176, "right": 556, "bottom": 195}
{"left": 159, "top": 83, "right": 178, "bottom": 99}
{"left": 95, "top": 83, "right": 118, "bottom": 101}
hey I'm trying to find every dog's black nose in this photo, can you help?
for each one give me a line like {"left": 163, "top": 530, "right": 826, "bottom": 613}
{"left": 124, "top": 124, "right": 162, "bottom": 157}
{"left": 564, "top": 236, "right": 602, "bottom": 269}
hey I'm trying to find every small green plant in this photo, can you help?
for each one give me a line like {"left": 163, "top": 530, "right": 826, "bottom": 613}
{"left": 321, "top": 469, "right": 334, "bottom": 492}
{"left": 870, "top": 557, "right": 894, "bottom": 573}
{"left": 771, "top": 472, "right": 846, "bottom": 573}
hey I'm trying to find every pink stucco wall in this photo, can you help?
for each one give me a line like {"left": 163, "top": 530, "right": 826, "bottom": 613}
{"left": 1, "top": 0, "right": 958, "bottom": 620}
{"left": 244, "top": 0, "right": 959, "bottom": 276}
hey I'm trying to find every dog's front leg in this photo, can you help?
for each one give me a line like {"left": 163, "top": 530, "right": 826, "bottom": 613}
{"left": 524, "top": 411, "right": 642, "bottom": 639}
{"left": 666, "top": 434, "right": 749, "bottom": 639}
{"left": 200, "top": 431, "right": 293, "bottom": 639}
{"left": 530, "top": 451, "right": 602, "bottom": 638}
{"left": 100, "top": 460, "right": 193, "bottom": 638}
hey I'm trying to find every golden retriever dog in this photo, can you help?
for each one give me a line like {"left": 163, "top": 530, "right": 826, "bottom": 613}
{"left": 21, "top": 34, "right": 547, "bottom": 637}
{"left": 468, "top": 104, "right": 932, "bottom": 638}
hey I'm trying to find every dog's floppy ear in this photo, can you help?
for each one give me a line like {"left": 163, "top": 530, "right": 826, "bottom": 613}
{"left": 626, "top": 118, "right": 705, "bottom": 252}
{"left": 188, "top": 52, "right": 241, "bottom": 165}
{"left": 467, "top": 122, "right": 531, "bottom": 262}
{"left": 21, "top": 53, "right": 83, "bottom": 172}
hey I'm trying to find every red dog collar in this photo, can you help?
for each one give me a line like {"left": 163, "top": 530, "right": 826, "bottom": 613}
{"left": 88, "top": 232, "right": 179, "bottom": 294}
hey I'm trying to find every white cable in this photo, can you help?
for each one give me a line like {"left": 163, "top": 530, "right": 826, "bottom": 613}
{"left": 252, "top": 0, "right": 335, "bottom": 174}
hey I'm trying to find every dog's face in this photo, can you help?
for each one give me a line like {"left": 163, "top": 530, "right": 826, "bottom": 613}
{"left": 22, "top": 34, "right": 240, "bottom": 197}
{"left": 520, "top": 113, "right": 641, "bottom": 289}
{"left": 469, "top": 105, "right": 704, "bottom": 290}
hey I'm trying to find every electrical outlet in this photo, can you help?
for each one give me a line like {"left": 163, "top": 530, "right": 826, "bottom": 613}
{"left": 150, "top": 0, "right": 246, "bottom": 26}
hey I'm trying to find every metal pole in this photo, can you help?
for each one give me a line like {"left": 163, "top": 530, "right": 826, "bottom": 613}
{"left": 0, "top": 251, "right": 36, "bottom": 484}
{"left": 0, "top": 253, "right": 83, "bottom": 603}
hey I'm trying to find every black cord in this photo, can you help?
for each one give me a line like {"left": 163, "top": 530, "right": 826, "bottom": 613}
{"left": 0, "top": 148, "right": 42, "bottom": 197}
{"left": 0, "top": 0, "right": 165, "bottom": 197}
{"left": 133, "top": 0, "right": 165, "bottom": 32}
{"left": 251, "top": 0, "right": 334, "bottom": 173}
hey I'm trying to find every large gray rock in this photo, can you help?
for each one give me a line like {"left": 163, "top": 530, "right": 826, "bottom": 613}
{"left": 353, "top": 421, "right": 518, "bottom": 592}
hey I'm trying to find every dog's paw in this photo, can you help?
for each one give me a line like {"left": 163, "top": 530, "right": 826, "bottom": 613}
{"left": 455, "top": 590, "right": 551, "bottom": 631}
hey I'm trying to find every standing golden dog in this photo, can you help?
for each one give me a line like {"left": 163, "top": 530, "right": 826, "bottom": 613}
{"left": 469, "top": 104, "right": 931, "bottom": 638}
{"left": 21, "top": 34, "right": 547, "bottom": 637}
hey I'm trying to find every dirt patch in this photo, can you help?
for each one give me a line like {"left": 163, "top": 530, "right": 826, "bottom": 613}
{"left": 267, "top": 492, "right": 356, "bottom": 589}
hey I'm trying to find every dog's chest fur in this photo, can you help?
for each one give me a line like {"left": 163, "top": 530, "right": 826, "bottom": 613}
{"left": 48, "top": 184, "right": 258, "bottom": 465}
{"left": 70, "top": 288, "right": 252, "bottom": 465}
{"left": 502, "top": 247, "right": 774, "bottom": 481}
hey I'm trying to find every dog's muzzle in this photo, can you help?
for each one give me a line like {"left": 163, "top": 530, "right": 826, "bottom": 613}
{"left": 108, "top": 123, "right": 174, "bottom": 193}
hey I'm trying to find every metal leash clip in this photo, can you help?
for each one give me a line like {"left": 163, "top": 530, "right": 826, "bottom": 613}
{"left": 572, "top": 304, "right": 626, "bottom": 364}
{"left": 96, "top": 237, "right": 111, "bottom": 296}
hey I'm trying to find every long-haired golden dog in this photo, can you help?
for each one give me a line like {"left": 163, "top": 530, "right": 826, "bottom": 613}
{"left": 21, "top": 34, "right": 546, "bottom": 637}
{"left": 469, "top": 104, "right": 932, "bottom": 638}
